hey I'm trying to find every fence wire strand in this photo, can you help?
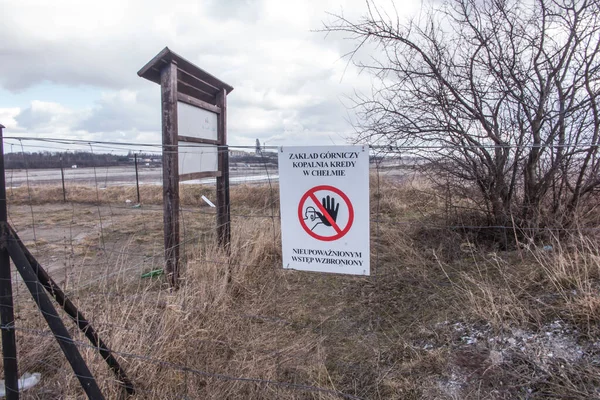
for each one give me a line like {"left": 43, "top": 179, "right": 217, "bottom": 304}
{"left": 1, "top": 136, "right": 599, "bottom": 399}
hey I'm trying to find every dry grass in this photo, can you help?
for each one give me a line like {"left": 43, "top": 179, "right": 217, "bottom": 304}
{"left": 438, "top": 232, "right": 600, "bottom": 333}
{"left": 11, "top": 215, "right": 333, "bottom": 399}
{"left": 7, "top": 183, "right": 277, "bottom": 210}
{"left": 1, "top": 178, "right": 599, "bottom": 399}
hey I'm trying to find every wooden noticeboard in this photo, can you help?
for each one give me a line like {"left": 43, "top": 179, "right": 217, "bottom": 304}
{"left": 138, "top": 47, "right": 233, "bottom": 287}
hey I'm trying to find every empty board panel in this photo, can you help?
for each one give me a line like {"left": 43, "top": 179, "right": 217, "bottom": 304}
{"left": 178, "top": 142, "right": 218, "bottom": 175}
{"left": 177, "top": 101, "right": 218, "bottom": 141}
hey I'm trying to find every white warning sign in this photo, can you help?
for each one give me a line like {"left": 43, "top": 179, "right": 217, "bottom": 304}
{"left": 278, "top": 145, "right": 370, "bottom": 275}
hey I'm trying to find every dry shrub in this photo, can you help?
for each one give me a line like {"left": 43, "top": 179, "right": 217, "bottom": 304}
{"left": 448, "top": 258, "right": 537, "bottom": 329}
{"left": 422, "top": 233, "right": 600, "bottom": 399}
{"left": 372, "top": 173, "right": 441, "bottom": 218}
{"left": 530, "top": 234, "right": 600, "bottom": 333}
{"left": 440, "top": 230, "right": 600, "bottom": 334}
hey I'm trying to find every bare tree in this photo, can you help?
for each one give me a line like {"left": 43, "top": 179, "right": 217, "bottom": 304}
{"left": 325, "top": 0, "right": 600, "bottom": 229}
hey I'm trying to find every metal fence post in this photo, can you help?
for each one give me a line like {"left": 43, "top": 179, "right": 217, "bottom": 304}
{"left": 60, "top": 155, "right": 66, "bottom": 202}
{"left": 134, "top": 153, "right": 140, "bottom": 204}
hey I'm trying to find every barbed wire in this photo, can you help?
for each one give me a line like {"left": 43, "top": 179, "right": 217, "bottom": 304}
{"left": 4, "top": 135, "right": 600, "bottom": 151}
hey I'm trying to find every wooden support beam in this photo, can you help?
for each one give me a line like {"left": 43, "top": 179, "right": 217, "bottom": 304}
{"left": 161, "top": 61, "right": 180, "bottom": 288}
{"left": 179, "top": 171, "right": 221, "bottom": 182}
{"left": 177, "top": 93, "right": 221, "bottom": 114}
{"left": 0, "top": 124, "right": 19, "bottom": 400}
{"left": 177, "top": 79, "right": 216, "bottom": 105}
{"left": 216, "top": 89, "right": 231, "bottom": 248}
{"left": 8, "top": 225, "right": 135, "bottom": 395}
{"left": 138, "top": 48, "right": 233, "bottom": 94}
{"left": 177, "top": 68, "right": 219, "bottom": 101}
{"left": 178, "top": 136, "right": 220, "bottom": 146}
{"left": 7, "top": 236, "right": 105, "bottom": 400}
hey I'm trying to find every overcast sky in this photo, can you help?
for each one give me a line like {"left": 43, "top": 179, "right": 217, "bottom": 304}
{"left": 0, "top": 0, "right": 421, "bottom": 151}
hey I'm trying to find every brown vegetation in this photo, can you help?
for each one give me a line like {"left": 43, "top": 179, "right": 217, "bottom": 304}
{"left": 2, "top": 176, "right": 599, "bottom": 398}
{"left": 325, "top": 0, "right": 600, "bottom": 229}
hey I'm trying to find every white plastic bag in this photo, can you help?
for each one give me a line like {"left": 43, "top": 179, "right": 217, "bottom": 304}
{"left": 0, "top": 372, "right": 41, "bottom": 397}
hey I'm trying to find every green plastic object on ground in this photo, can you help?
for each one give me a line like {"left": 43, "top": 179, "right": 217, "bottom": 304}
{"left": 141, "top": 269, "right": 164, "bottom": 278}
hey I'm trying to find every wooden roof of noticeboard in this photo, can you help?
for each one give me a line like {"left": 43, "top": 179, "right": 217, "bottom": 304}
{"left": 138, "top": 47, "right": 233, "bottom": 105}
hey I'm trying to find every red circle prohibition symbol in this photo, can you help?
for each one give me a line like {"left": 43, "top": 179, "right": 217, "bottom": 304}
{"left": 298, "top": 185, "right": 354, "bottom": 242}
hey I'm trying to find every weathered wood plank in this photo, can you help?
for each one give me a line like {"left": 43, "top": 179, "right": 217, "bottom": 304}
{"left": 137, "top": 47, "right": 171, "bottom": 81}
{"left": 0, "top": 124, "right": 20, "bottom": 400}
{"left": 179, "top": 171, "right": 222, "bottom": 182}
{"left": 174, "top": 52, "right": 234, "bottom": 94}
{"left": 7, "top": 238, "right": 105, "bottom": 400}
{"left": 177, "top": 68, "right": 219, "bottom": 99}
{"left": 177, "top": 79, "right": 216, "bottom": 104}
{"left": 177, "top": 93, "right": 221, "bottom": 114}
{"left": 138, "top": 47, "right": 234, "bottom": 94}
{"left": 216, "top": 88, "right": 231, "bottom": 248}
{"left": 161, "top": 61, "right": 180, "bottom": 288}
{"left": 178, "top": 135, "right": 221, "bottom": 146}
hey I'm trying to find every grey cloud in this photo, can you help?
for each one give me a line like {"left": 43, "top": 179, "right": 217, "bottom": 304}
{"left": 205, "top": 0, "right": 262, "bottom": 22}
{"left": 76, "top": 88, "right": 160, "bottom": 133}
{"left": 0, "top": 38, "right": 154, "bottom": 92}
{"left": 296, "top": 100, "right": 349, "bottom": 132}
{"left": 15, "top": 106, "right": 52, "bottom": 130}
{"left": 0, "top": 0, "right": 357, "bottom": 93}
{"left": 15, "top": 102, "right": 81, "bottom": 131}
{"left": 2, "top": 0, "right": 391, "bottom": 146}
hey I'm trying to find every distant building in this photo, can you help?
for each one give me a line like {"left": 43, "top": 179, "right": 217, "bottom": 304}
{"left": 255, "top": 139, "right": 261, "bottom": 155}
{"left": 230, "top": 150, "right": 250, "bottom": 158}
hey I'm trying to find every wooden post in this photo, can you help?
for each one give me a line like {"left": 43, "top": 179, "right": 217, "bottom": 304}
{"left": 161, "top": 62, "right": 180, "bottom": 287}
{"left": 134, "top": 153, "right": 140, "bottom": 204}
{"left": 8, "top": 225, "right": 134, "bottom": 395}
{"left": 216, "top": 89, "right": 230, "bottom": 248}
{"left": 0, "top": 124, "right": 19, "bottom": 400}
{"left": 7, "top": 239, "right": 105, "bottom": 400}
{"left": 60, "top": 155, "right": 66, "bottom": 202}
{"left": 138, "top": 48, "right": 233, "bottom": 257}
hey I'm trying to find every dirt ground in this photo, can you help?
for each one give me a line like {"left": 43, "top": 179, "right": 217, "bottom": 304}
{"left": 7, "top": 201, "right": 215, "bottom": 289}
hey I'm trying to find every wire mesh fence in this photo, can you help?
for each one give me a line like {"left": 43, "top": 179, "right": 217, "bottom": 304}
{"left": 1, "top": 136, "right": 599, "bottom": 399}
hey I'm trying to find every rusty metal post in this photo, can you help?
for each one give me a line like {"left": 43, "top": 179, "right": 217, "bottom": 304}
{"left": 0, "top": 124, "right": 19, "bottom": 400}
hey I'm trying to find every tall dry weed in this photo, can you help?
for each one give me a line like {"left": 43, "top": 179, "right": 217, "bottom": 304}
{"left": 6, "top": 213, "right": 335, "bottom": 399}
